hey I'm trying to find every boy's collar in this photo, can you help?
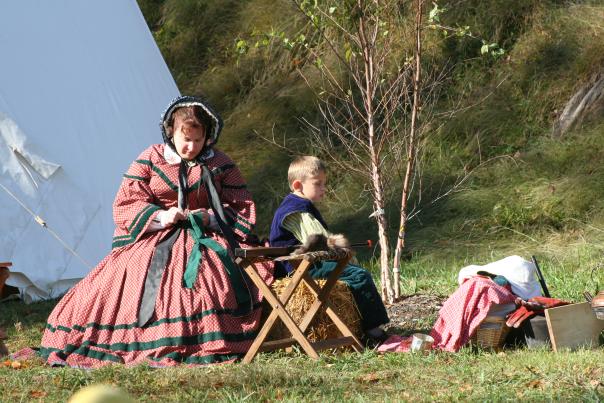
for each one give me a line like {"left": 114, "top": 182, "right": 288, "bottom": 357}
{"left": 290, "top": 192, "right": 312, "bottom": 202}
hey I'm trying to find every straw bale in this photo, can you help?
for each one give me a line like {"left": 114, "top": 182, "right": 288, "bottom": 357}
{"left": 261, "top": 278, "right": 362, "bottom": 342}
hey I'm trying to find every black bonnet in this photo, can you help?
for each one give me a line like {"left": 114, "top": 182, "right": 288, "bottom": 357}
{"left": 160, "top": 96, "right": 223, "bottom": 158}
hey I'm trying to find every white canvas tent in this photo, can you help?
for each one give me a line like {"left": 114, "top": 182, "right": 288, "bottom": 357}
{"left": 0, "top": 1, "right": 180, "bottom": 302}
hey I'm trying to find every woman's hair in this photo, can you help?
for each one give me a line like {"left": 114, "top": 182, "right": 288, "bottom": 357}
{"left": 288, "top": 156, "right": 326, "bottom": 188}
{"left": 165, "top": 105, "right": 213, "bottom": 138}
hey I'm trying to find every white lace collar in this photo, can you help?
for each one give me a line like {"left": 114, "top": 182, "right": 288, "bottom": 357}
{"left": 163, "top": 145, "right": 214, "bottom": 165}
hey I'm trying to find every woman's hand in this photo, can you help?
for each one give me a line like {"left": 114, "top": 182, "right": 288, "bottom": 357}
{"left": 188, "top": 208, "right": 210, "bottom": 227}
{"left": 161, "top": 207, "right": 186, "bottom": 227}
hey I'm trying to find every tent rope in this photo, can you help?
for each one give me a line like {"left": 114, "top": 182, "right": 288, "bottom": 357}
{"left": 0, "top": 182, "right": 93, "bottom": 269}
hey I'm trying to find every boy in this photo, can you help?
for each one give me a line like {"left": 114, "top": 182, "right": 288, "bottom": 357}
{"left": 269, "top": 156, "right": 389, "bottom": 342}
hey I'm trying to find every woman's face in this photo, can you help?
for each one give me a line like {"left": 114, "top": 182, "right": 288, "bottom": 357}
{"left": 171, "top": 119, "right": 206, "bottom": 160}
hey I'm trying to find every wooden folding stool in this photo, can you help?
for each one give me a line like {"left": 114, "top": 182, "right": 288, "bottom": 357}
{"left": 235, "top": 247, "right": 363, "bottom": 363}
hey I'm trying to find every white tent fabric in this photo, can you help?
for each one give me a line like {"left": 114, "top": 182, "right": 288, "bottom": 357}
{"left": 0, "top": 1, "right": 180, "bottom": 302}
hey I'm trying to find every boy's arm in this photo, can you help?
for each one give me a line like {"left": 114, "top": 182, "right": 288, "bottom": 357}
{"left": 283, "top": 212, "right": 359, "bottom": 264}
{"left": 282, "top": 212, "right": 329, "bottom": 244}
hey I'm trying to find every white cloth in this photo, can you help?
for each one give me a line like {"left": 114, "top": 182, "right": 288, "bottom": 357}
{"left": 0, "top": 2, "right": 180, "bottom": 302}
{"left": 458, "top": 255, "right": 543, "bottom": 300}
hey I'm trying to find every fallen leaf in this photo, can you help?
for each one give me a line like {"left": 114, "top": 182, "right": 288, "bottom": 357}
{"left": 29, "top": 390, "right": 47, "bottom": 398}
{"left": 14, "top": 322, "right": 22, "bottom": 332}
{"left": 590, "top": 379, "right": 601, "bottom": 388}
{"left": 526, "top": 379, "right": 543, "bottom": 389}
{"left": 358, "top": 373, "right": 381, "bottom": 383}
{"left": 11, "top": 361, "right": 22, "bottom": 369}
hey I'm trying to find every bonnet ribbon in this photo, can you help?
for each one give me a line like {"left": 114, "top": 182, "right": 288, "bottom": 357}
{"left": 181, "top": 162, "right": 252, "bottom": 315}
{"left": 137, "top": 160, "right": 190, "bottom": 327}
{"left": 138, "top": 161, "right": 252, "bottom": 327}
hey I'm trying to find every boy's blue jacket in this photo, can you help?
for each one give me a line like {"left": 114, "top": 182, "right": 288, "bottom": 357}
{"left": 269, "top": 193, "right": 328, "bottom": 273}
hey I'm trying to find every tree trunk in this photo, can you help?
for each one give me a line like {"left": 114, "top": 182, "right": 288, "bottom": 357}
{"left": 392, "top": 0, "right": 423, "bottom": 299}
{"left": 370, "top": 143, "right": 393, "bottom": 303}
{"left": 357, "top": 5, "right": 394, "bottom": 303}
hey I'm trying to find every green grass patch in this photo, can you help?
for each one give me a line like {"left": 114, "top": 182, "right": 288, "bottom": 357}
{"left": 2, "top": 309, "right": 603, "bottom": 401}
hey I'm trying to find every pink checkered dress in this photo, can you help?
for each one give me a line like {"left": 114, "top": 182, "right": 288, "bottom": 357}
{"left": 40, "top": 145, "right": 273, "bottom": 367}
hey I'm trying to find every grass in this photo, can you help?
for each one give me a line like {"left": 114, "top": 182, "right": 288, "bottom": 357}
{"left": 2, "top": 326, "right": 604, "bottom": 401}
{"left": 2, "top": 246, "right": 603, "bottom": 401}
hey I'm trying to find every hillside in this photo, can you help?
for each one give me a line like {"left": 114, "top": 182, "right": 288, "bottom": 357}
{"left": 137, "top": 0, "right": 604, "bottom": 298}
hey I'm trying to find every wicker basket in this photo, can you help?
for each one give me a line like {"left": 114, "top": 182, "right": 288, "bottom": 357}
{"left": 471, "top": 316, "right": 510, "bottom": 350}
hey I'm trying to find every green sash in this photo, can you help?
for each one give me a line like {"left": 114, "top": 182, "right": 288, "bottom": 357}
{"left": 183, "top": 213, "right": 251, "bottom": 314}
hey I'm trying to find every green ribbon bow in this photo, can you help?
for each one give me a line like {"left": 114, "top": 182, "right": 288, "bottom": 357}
{"left": 183, "top": 213, "right": 251, "bottom": 314}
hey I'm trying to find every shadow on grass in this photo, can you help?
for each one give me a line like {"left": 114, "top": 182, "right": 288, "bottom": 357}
{"left": 1, "top": 299, "right": 58, "bottom": 351}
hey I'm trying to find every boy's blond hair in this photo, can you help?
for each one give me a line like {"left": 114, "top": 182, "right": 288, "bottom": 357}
{"left": 288, "top": 156, "right": 326, "bottom": 189}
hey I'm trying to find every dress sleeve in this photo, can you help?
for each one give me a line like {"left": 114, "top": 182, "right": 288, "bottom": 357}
{"left": 216, "top": 158, "right": 257, "bottom": 242}
{"left": 282, "top": 212, "right": 329, "bottom": 244}
{"left": 111, "top": 149, "right": 163, "bottom": 249}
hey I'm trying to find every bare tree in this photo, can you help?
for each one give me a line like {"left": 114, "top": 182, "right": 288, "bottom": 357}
{"left": 243, "top": 0, "right": 503, "bottom": 302}
{"left": 287, "top": 0, "right": 424, "bottom": 302}
{"left": 391, "top": 0, "right": 423, "bottom": 299}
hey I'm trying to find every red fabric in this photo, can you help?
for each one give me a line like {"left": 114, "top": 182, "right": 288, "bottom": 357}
{"left": 40, "top": 145, "right": 273, "bottom": 368}
{"left": 377, "top": 335, "right": 412, "bottom": 353}
{"left": 377, "top": 277, "right": 515, "bottom": 354}
{"left": 429, "top": 276, "right": 516, "bottom": 352}
{"left": 506, "top": 296, "right": 569, "bottom": 328}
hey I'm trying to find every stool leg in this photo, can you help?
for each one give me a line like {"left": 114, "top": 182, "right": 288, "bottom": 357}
{"left": 296, "top": 256, "right": 349, "bottom": 332}
{"left": 297, "top": 257, "right": 363, "bottom": 352}
{"left": 300, "top": 275, "right": 363, "bottom": 352}
{"left": 241, "top": 260, "right": 319, "bottom": 362}
{"left": 243, "top": 308, "right": 280, "bottom": 363}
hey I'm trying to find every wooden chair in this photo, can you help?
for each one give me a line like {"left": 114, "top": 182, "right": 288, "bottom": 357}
{"left": 235, "top": 247, "right": 363, "bottom": 363}
{"left": 0, "top": 262, "right": 12, "bottom": 298}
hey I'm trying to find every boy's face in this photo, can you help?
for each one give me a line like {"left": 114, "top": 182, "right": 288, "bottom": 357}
{"left": 296, "top": 171, "right": 327, "bottom": 203}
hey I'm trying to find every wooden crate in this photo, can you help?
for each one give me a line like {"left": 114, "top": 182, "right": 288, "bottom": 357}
{"left": 545, "top": 302, "right": 604, "bottom": 352}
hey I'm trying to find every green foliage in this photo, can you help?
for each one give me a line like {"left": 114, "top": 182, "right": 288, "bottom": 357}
{"left": 136, "top": 0, "right": 604, "bottom": 263}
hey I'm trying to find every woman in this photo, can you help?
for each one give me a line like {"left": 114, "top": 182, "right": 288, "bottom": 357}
{"left": 40, "top": 96, "right": 273, "bottom": 367}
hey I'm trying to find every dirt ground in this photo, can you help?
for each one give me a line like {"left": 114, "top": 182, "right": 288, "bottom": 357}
{"left": 383, "top": 294, "right": 447, "bottom": 335}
